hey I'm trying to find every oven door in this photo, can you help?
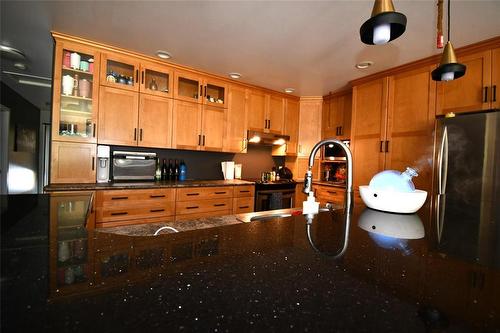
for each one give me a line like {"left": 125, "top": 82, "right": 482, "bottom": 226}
{"left": 255, "top": 189, "right": 295, "bottom": 212}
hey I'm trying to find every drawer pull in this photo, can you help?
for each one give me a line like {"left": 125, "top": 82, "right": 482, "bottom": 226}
{"left": 186, "top": 206, "right": 199, "bottom": 209}
{"left": 327, "top": 191, "right": 337, "bottom": 195}
{"left": 186, "top": 193, "right": 200, "bottom": 196}
{"left": 239, "top": 205, "right": 249, "bottom": 209}
{"left": 150, "top": 209, "right": 165, "bottom": 213}
{"left": 214, "top": 191, "right": 227, "bottom": 194}
{"left": 150, "top": 195, "right": 166, "bottom": 198}
{"left": 111, "top": 196, "right": 129, "bottom": 200}
{"left": 239, "top": 190, "right": 250, "bottom": 193}
{"left": 214, "top": 203, "right": 226, "bottom": 207}
{"left": 111, "top": 212, "right": 128, "bottom": 216}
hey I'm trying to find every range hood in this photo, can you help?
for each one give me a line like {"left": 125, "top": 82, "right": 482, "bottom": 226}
{"left": 247, "top": 130, "right": 290, "bottom": 146}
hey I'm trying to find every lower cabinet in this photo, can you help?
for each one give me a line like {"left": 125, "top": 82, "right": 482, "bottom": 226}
{"left": 314, "top": 185, "right": 346, "bottom": 206}
{"left": 51, "top": 141, "right": 96, "bottom": 184}
{"left": 175, "top": 186, "right": 233, "bottom": 220}
{"left": 232, "top": 185, "right": 255, "bottom": 213}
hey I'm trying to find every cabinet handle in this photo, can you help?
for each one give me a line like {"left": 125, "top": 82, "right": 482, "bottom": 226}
{"left": 327, "top": 191, "right": 337, "bottom": 195}
{"left": 268, "top": 120, "right": 271, "bottom": 129}
{"left": 204, "top": 85, "right": 207, "bottom": 97}
{"left": 135, "top": 70, "right": 139, "bottom": 83}
{"left": 186, "top": 206, "right": 199, "bottom": 209}
{"left": 141, "top": 71, "right": 144, "bottom": 84}
{"left": 111, "top": 196, "right": 129, "bottom": 200}
{"left": 380, "top": 141, "right": 384, "bottom": 153}
{"left": 200, "top": 85, "right": 203, "bottom": 98}
{"left": 239, "top": 206, "right": 249, "bottom": 209}
{"left": 385, "top": 140, "right": 389, "bottom": 152}
{"left": 134, "top": 128, "right": 137, "bottom": 141}
{"left": 339, "top": 126, "right": 343, "bottom": 136}
{"left": 240, "top": 190, "right": 250, "bottom": 193}
{"left": 92, "top": 157, "right": 95, "bottom": 170}
{"left": 150, "top": 209, "right": 165, "bottom": 213}
{"left": 92, "top": 123, "right": 96, "bottom": 138}
{"left": 150, "top": 194, "right": 166, "bottom": 198}
{"left": 111, "top": 212, "right": 128, "bottom": 216}
{"left": 186, "top": 193, "right": 200, "bottom": 196}
{"left": 484, "top": 86, "right": 488, "bottom": 103}
{"left": 214, "top": 203, "right": 226, "bottom": 207}
{"left": 202, "top": 135, "right": 205, "bottom": 146}
{"left": 198, "top": 134, "right": 201, "bottom": 145}
{"left": 493, "top": 85, "right": 497, "bottom": 102}
{"left": 140, "top": 128, "right": 143, "bottom": 141}
{"left": 214, "top": 191, "right": 227, "bottom": 194}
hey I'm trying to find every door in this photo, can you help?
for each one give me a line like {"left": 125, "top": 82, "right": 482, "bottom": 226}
{"left": 284, "top": 99, "right": 299, "bottom": 155}
{"left": 492, "top": 48, "right": 500, "bottom": 109}
{"left": 139, "top": 61, "right": 173, "bottom": 99}
{"left": 268, "top": 95, "right": 285, "bottom": 134}
{"left": 201, "top": 105, "right": 225, "bottom": 151}
{"left": 50, "top": 142, "right": 96, "bottom": 183}
{"left": 98, "top": 86, "right": 139, "bottom": 146}
{"left": 386, "top": 66, "right": 436, "bottom": 192}
{"left": 247, "top": 90, "right": 266, "bottom": 131}
{"left": 100, "top": 51, "right": 140, "bottom": 92}
{"left": 172, "top": 100, "right": 202, "bottom": 150}
{"left": 174, "top": 71, "right": 203, "bottom": 103}
{"left": 204, "top": 79, "right": 228, "bottom": 108}
{"left": 338, "top": 91, "right": 352, "bottom": 139}
{"left": 351, "top": 78, "right": 388, "bottom": 188}
{"left": 138, "top": 94, "right": 173, "bottom": 148}
{"left": 436, "top": 50, "right": 491, "bottom": 115}
{"left": 224, "top": 85, "right": 248, "bottom": 153}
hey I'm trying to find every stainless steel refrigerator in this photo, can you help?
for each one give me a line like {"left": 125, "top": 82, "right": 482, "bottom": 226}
{"left": 435, "top": 110, "right": 500, "bottom": 267}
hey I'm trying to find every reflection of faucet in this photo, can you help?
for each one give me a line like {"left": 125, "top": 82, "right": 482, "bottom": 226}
{"left": 303, "top": 139, "right": 353, "bottom": 213}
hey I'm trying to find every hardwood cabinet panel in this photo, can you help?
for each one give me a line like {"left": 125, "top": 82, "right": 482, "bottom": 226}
{"left": 436, "top": 50, "right": 491, "bottom": 115}
{"left": 233, "top": 197, "right": 254, "bottom": 214}
{"left": 172, "top": 100, "right": 203, "bottom": 150}
{"left": 322, "top": 90, "right": 352, "bottom": 140}
{"left": 175, "top": 210, "right": 231, "bottom": 221}
{"left": 224, "top": 85, "right": 248, "bottom": 153}
{"left": 297, "top": 98, "right": 322, "bottom": 157}
{"left": 97, "top": 188, "right": 176, "bottom": 206}
{"left": 98, "top": 86, "right": 139, "bottom": 146}
{"left": 176, "top": 186, "right": 233, "bottom": 201}
{"left": 100, "top": 51, "right": 141, "bottom": 92}
{"left": 248, "top": 90, "right": 266, "bottom": 131}
{"left": 50, "top": 142, "right": 96, "bottom": 183}
{"left": 204, "top": 79, "right": 228, "bottom": 108}
{"left": 233, "top": 185, "right": 255, "bottom": 198}
{"left": 98, "top": 202, "right": 175, "bottom": 223}
{"left": 175, "top": 198, "right": 232, "bottom": 215}
{"left": 174, "top": 70, "right": 203, "bottom": 103}
{"left": 138, "top": 94, "right": 173, "bottom": 148}
{"left": 268, "top": 95, "right": 285, "bottom": 134}
{"left": 201, "top": 105, "right": 225, "bottom": 151}
{"left": 315, "top": 186, "right": 345, "bottom": 206}
{"left": 284, "top": 99, "right": 300, "bottom": 155}
{"left": 139, "top": 60, "right": 174, "bottom": 98}
{"left": 492, "top": 48, "right": 500, "bottom": 109}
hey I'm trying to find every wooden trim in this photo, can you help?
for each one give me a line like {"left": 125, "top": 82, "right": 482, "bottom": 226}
{"left": 299, "top": 96, "right": 323, "bottom": 102}
{"left": 323, "top": 87, "right": 352, "bottom": 101}
{"left": 52, "top": 31, "right": 300, "bottom": 100}
{"left": 349, "top": 36, "right": 500, "bottom": 87}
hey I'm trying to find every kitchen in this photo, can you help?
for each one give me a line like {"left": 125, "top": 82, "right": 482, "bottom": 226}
{"left": 1, "top": 1, "right": 500, "bottom": 332}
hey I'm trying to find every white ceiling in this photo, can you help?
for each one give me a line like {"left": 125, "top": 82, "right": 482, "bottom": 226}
{"left": 1, "top": 0, "right": 500, "bottom": 110}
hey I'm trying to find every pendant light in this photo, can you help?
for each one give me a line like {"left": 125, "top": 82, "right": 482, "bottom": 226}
{"left": 360, "top": 0, "right": 407, "bottom": 45}
{"left": 431, "top": 0, "right": 466, "bottom": 81}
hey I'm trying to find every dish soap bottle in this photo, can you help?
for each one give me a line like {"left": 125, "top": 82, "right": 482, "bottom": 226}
{"left": 179, "top": 160, "right": 187, "bottom": 181}
{"left": 369, "top": 167, "right": 418, "bottom": 192}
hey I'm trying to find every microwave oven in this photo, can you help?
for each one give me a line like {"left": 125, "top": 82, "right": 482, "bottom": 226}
{"left": 322, "top": 140, "right": 349, "bottom": 161}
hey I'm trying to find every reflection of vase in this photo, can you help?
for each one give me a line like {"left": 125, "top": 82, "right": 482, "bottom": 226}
{"left": 58, "top": 241, "right": 70, "bottom": 262}
{"left": 149, "top": 79, "right": 158, "bottom": 91}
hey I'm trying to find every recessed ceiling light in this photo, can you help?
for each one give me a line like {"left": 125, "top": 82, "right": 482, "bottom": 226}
{"left": 228, "top": 72, "right": 242, "bottom": 79}
{"left": 13, "top": 63, "right": 26, "bottom": 70}
{"left": 355, "top": 61, "right": 374, "bottom": 69}
{"left": 0, "top": 44, "right": 26, "bottom": 60}
{"left": 156, "top": 50, "right": 172, "bottom": 59}
{"left": 284, "top": 88, "right": 295, "bottom": 93}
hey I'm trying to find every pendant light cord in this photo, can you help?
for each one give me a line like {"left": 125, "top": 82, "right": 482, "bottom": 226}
{"left": 447, "top": 0, "right": 451, "bottom": 42}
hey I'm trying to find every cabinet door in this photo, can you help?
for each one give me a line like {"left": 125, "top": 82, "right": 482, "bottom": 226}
{"left": 204, "top": 79, "right": 228, "bottom": 108}
{"left": 268, "top": 95, "right": 285, "bottom": 134}
{"left": 52, "top": 40, "right": 100, "bottom": 143}
{"left": 386, "top": 66, "right": 436, "bottom": 192}
{"left": 339, "top": 91, "right": 352, "bottom": 139}
{"left": 201, "top": 105, "right": 225, "bottom": 151}
{"left": 492, "top": 48, "right": 500, "bottom": 109}
{"left": 247, "top": 90, "right": 266, "bottom": 131}
{"left": 224, "top": 85, "right": 248, "bottom": 153}
{"left": 351, "top": 78, "right": 388, "bottom": 188}
{"left": 51, "top": 142, "right": 96, "bottom": 183}
{"left": 138, "top": 94, "right": 173, "bottom": 148}
{"left": 100, "top": 51, "right": 140, "bottom": 92}
{"left": 284, "top": 99, "right": 300, "bottom": 155}
{"left": 324, "top": 91, "right": 352, "bottom": 140}
{"left": 174, "top": 71, "right": 203, "bottom": 103}
{"left": 98, "top": 86, "right": 139, "bottom": 146}
{"left": 436, "top": 50, "right": 491, "bottom": 115}
{"left": 139, "top": 61, "right": 173, "bottom": 99}
{"left": 172, "top": 100, "right": 202, "bottom": 150}
{"left": 321, "top": 98, "right": 336, "bottom": 139}
{"left": 297, "top": 98, "right": 322, "bottom": 157}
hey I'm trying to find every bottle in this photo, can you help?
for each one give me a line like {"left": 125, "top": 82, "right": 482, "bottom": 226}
{"left": 174, "top": 160, "right": 179, "bottom": 180}
{"left": 155, "top": 157, "right": 161, "bottom": 181}
{"left": 179, "top": 160, "right": 187, "bottom": 181}
{"left": 369, "top": 167, "right": 418, "bottom": 192}
{"left": 168, "top": 159, "right": 174, "bottom": 180}
{"left": 161, "top": 159, "right": 167, "bottom": 180}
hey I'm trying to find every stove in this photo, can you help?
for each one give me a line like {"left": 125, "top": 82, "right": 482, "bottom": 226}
{"left": 249, "top": 179, "right": 298, "bottom": 211}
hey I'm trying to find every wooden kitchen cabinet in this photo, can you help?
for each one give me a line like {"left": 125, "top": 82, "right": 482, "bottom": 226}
{"left": 224, "top": 85, "right": 248, "bottom": 153}
{"left": 322, "top": 89, "right": 352, "bottom": 140}
{"left": 247, "top": 90, "right": 285, "bottom": 134}
{"left": 201, "top": 105, "right": 225, "bottom": 151}
{"left": 297, "top": 97, "right": 322, "bottom": 157}
{"left": 174, "top": 70, "right": 204, "bottom": 103}
{"left": 232, "top": 185, "right": 255, "bottom": 214}
{"left": 204, "top": 78, "right": 228, "bottom": 108}
{"left": 315, "top": 185, "right": 345, "bottom": 206}
{"left": 436, "top": 48, "right": 499, "bottom": 115}
{"left": 284, "top": 98, "right": 300, "bottom": 155}
{"left": 50, "top": 142, "right": 96, "bottom": 183}
{"left": 175, "top": 186, "right": 233, "bottom": 220}
{"left": 138, "top": 94, "right": 173, "bottom": 148}
{"left": 248, "top": 89, "right": 267, "bottom": 131}
{"left": 268, "top": 95, "right": 285, "bottom": 134}
{"left": 100, "top": 51, "right": 141, "bottom": 92}
{"left": 139, "top": 60, "right": 174, "bottom": 99}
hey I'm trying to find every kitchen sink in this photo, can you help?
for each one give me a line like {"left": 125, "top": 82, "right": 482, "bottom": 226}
{"left": 249, "top": 213, "right": 293, "bottom": 222}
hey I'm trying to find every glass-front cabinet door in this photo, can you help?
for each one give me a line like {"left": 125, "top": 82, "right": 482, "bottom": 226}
{"left": 100, "top": 51, "right": 140, "bottom": 92}
{"left": 140, "top": 61, "right": 173, "bottom": 98}
{"left": 204, "top": 79, "right": 228, "bottom": 108}
{"left": 52, "top": 41, "right": 100, "bottom": 143}
{"left": 174, "top": 71, "right": 203, "bottom": 103}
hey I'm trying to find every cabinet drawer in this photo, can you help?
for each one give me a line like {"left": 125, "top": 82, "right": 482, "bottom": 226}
{"left": 175, "top": 210, "right": 231, "bottom": 221}
{"left": 175, "top": 198, "right": 232, "bottom": 215}
{"left": 97, "top": 189, "right": 176, "bottom": 207}
{"left": 233, "top": 185, "right": 255, "bottom": 198}
{"left": 98, "top": 202, "right": 175, "bottom": 222}
{"left": 315, "top": 186, "right": 345, "bottom": 204}
{"left": 233, "top": 197, "right": 254, "bottom": 214}
{"left": 176, "top": 186, "right": 232, "bottom": 201}
{"left": 96, "top": 215, "right": 175, "bottom": 228}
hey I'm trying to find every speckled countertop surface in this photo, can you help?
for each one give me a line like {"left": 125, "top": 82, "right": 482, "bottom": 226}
{"left": 44, "top": 179, "right": 254, "bottom": 191}
{"left": 1, "top": 194, "right": 498, "bottom": 332}
{"left": 294, "top": 180, "right": 346, "bottom": 188}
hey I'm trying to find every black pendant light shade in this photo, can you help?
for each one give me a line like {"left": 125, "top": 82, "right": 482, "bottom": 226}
{"left": 360, "top": 11, "right": 407, "bottom": 45}
{"left": 431, "top": 62, "right": 466, "bottom": 81}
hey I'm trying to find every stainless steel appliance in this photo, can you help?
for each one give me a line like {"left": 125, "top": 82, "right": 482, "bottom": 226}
{"left": 254, "top": 179, "right": 297, "bottom": 211}
{"left": 435, "top": 110, "right": 500, "bottom": 264}
{"left": 97, "top": 145, "right": 110, "bottom": 183}
{"left": 322, "top": 140, "right": 350, "bottom": 161}
{"left": 112, "top": 151, "right": 157, "bottom": 181}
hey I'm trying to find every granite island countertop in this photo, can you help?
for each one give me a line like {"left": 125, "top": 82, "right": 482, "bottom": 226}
{"left": 44, "top": 179, "right": 255, "bottom": 192}
{"left": 1, "top": 193, "right": 498, "bottom": 332}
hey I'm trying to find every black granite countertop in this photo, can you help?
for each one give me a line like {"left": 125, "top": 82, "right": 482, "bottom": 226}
{"left": 1, "top": 194, "right": 498, "bottom": 332}
{"left": 44, "top": 179, "right": 255, "bottom": 192}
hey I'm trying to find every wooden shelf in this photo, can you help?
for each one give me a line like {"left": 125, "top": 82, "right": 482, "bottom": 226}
{"left": 60, "top": 94, "right": 93, "bottom": 102}
{"left": 60, "top": 108, "right": 92, "bottom": 115}
{"left": 62, "top": 65, "right": 94, "bottom": 76}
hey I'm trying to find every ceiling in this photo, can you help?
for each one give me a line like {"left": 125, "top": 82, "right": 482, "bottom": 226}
{"left": 1, "top": 0, "right": 500, "bottom": 110}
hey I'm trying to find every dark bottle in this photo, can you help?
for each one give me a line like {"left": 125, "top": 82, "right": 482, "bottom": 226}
{"left": 179, "top": 160, "right": 187, "bottom": 181}
{"left": 161, "top": 159, "right": 167, "bottom": 180}
{"left": 154, "top": 158, "right": 161, "bottom": 181}
{"left": 168, "top": 159, "right": 174, "bottom": 180}
{"left": 174, "top": 160, "right": 179, "bottom": 180}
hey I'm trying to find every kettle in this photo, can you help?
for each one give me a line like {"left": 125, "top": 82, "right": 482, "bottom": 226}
{"left": 277, "top": 166, "right": 293, "bottom": 180}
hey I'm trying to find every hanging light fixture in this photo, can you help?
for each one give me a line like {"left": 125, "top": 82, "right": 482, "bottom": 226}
{"left": 431, "top": 0, "right": 466, "bottom": 81}
{"left": 360, "top": 0, "right": 407, "bottom": 45}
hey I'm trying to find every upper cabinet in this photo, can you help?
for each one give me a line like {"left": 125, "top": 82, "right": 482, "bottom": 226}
{"left": 322, "top": 89, "right": 352, "bottom": 140}
{"left": 224, "top": 85, "right": 248, "bottom": 153}
{"left": 248, "top": 90, "right": 267, "bottom": 131}
{"left": 268, "top": 95, "right": 285, "bottom": 134}
{"left": 52, "top": 40, "right": 100, "bottom": 143}
{"left": 247, "top": 90, "right": 285, "bottom": 134}
{"left": 140, "top": 61, "right": 174, "bottom": 98}
{"left": 284, "top": 99, "right": 300, "bottom": 155}
{"left": 100, "top": 51, "right": 141, "bottom": 92}
{"left": 174, "top": 71, "right": 203, "bottom": 103}
{"left": 436, "top": 48, "right": 499, "bottom": 115}
{"left": 204, "top": 79, "right": 228, "bottom": 108}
